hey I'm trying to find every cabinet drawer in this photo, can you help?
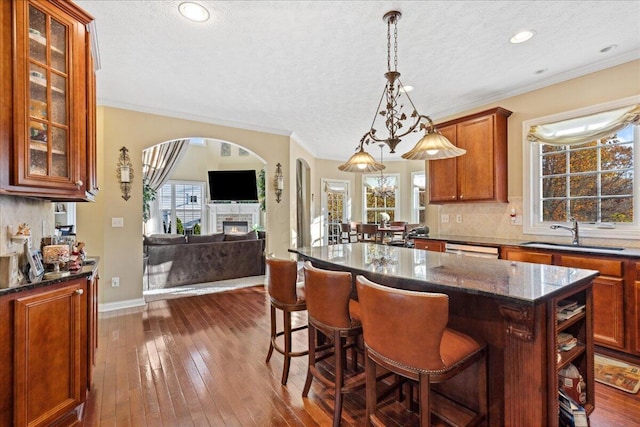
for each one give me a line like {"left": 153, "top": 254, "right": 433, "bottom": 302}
{"left": 414, "top": 240, "right": 445, "bottom": 252}
{"left": 557, "top": 255, "right": 623, "bottom": 277}
{"left": 501, "top": 248, "right": 553, "bottom": 264}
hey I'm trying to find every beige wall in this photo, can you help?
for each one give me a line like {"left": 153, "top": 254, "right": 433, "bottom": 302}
{"left": 429, "top": 60, "right": 640, "bottom": 246}
{"left": 77, "top": 107, "right": 291, "bottom": 306}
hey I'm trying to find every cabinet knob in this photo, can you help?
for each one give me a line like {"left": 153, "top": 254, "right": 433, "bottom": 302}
{"left": 75, "top": 289, "right": 84, "bottom": 295}
{"left": 75, "top": 180, "right": 83, "bottom": 188}
{"left": 460, "top": 195, "right": 464, "bottom": 199}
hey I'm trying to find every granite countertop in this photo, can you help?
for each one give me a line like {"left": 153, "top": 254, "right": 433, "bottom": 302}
{"left": 414, "top": 234, "right": 640, "bottom": 257}
{"left": 0, "top": 257, "right": 99, "bottom": 297}
{"left": 291, "top": 244, "right": 599, "bottom": 305}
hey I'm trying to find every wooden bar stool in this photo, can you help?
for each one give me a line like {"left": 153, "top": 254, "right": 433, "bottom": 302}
{"left": 302, "top": 261, "right": 364, "bottom": 427}
{"left": 265, "top": 257, "right": 308, "bottom": 385}
{"left": 356, "top": 275, "right": 488, "bottom": 427}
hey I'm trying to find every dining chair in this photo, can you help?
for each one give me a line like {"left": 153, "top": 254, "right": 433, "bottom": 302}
{"left": 340, "top": 223, "right": 357, "bottom": 243}
{"left": 357, "top": 223, "right": 379, "bottom": 243}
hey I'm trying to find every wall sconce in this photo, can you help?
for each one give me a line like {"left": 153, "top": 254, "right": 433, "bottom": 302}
{"left": 274, "top": 162, "right": 284, "bottom": 203}
{"left": 117, "top": 146, "right": 133, "bottom": 201}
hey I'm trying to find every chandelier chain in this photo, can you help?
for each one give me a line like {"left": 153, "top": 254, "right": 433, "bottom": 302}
{"left": 387, "top": 17, "right": 391, "bottom": 71}
{"left": 393, "top": 17, "right": 398, "bottom": 72}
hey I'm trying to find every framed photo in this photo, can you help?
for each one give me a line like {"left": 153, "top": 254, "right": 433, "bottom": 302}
{"left": 56, "top": 203, "right": 66, "bottom": 213}
{"left": 27, "top": 248, "right": 44, "bottom": 278}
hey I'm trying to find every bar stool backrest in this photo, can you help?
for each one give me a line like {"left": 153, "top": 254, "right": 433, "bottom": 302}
{"left": 303, "top": 261, "right": 354, "bottom": 329}
{"left": 266, "top": 257, "right": 299, "bottom": 305}
{"left": 356, "top": 275, "right": 449, "bottom": 370}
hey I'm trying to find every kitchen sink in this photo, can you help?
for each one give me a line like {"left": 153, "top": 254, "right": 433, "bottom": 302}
{"left": 519, "top": 241, "right": 625, "bottom": 252}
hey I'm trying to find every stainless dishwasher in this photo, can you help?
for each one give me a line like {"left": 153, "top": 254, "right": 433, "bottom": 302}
{"left": 444, "top": 243, "right": 499, "bottom": 259}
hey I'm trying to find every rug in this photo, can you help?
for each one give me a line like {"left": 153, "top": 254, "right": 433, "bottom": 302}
{"left": 594, "top": 354, "right": 640, "bottom": 394}
{"left": 144, "top": 275, "right": 265, "bottom": 302}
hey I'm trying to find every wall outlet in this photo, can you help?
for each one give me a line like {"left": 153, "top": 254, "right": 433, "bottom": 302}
{"left": 456, "top": 214, "right": 463, "bottom": 224}
{"left": 441, "top": 214, "right": 449, "bottom": 223}
{"left": 111, "top": 277, "right": 120, "bottom": 287}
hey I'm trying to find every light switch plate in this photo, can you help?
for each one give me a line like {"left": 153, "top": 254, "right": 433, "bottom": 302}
{"left": 111, "top": 217, "right": 124, "bottom": 227}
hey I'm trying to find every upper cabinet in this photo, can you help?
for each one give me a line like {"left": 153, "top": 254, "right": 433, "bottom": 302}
{"left": 429, "top": 107, "right": 512, "bottom": 203}
{"left": 0, "top": 0, "right": 97, "bottom": 200}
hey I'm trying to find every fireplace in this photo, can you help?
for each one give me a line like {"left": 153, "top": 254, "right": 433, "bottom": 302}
{"left": 223, "top": 221, "right": 249, "bottom": 234}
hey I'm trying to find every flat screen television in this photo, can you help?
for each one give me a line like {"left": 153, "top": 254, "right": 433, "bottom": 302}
{"left": 208, "top": 170, "right": 258, "bottom": 202}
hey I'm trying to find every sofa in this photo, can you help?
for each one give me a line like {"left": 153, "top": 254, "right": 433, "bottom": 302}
{"left": 143, "top": 231, "right": 266, "bottom": 290}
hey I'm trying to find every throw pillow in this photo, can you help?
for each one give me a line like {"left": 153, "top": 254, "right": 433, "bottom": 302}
{"left": 144, "top": 234, "right": 187, "bottom": 245}
{"left": 224, "top": 230, "right": 258, "bottom": 241}
{"left": 188, "top": 233, "right": 225, "bottom": 243}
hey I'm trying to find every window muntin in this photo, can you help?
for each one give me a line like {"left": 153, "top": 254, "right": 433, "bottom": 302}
{"left": 539, "top": 125, "right": 634, "bottom": 224}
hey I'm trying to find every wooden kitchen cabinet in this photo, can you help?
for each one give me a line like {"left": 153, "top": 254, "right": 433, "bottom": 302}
{"left": 501, "top": 246, "right": 553, "bottom": 264}
{"left": 634, "top": 262, "right": 640, "bottom": 354}
{"left": 0, "top": 0, "right": 98, "bottom": 200}
{"left": 0, "top": 265, "right": 98, "bottom": 427}
{"left": 13, "top": 280, "right": 87, "bottom": 427}
{"left": 557, "top": 255, "right": 625, "bottom": 351}
{"left": 429, "top": 107, "right": 512, "bottom": 203}
{"left": 414, "top": 239, "right": 445, "bottom": 252}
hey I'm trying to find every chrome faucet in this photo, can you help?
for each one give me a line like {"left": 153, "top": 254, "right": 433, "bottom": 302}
{"left": 550, "top": 217, "right": 580, "bottom": 245}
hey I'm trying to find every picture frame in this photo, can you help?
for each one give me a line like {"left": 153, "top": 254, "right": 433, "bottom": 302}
{"left": 56, "top": 203, "right": 66, "bottom": 213}
{"left": 26, "top": 247, "right": 44, "bottom": 278}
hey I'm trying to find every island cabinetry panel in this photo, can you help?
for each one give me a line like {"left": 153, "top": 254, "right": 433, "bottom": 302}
{"left": 634, "top": 262, "right": 640, "bottom": 354}
{"left": 0, "top": 0, "right": 97, "bottom": 200}
{"left": 557, "top": 255, "right": 625, "bottom": 351}
{"left": 429, "top": 107, "right": 512, "bottom": 203}
{"left": 414, "top": 238, "right": 445, "bottom": 252}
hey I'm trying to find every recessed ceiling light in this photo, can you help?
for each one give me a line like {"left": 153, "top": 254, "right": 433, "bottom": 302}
{"left": 600, "top": 44, "right": 617, "bottom": 53}
{"left": 510, "top": 30, "right": 535, "bottom": 44}
{"left": 400, "top": 85, "right": 414, "bottom": 93}
{"left": 179, "top": 2, "right": 210, "bottom": 22}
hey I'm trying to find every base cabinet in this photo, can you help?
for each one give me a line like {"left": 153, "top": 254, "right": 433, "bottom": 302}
{"left": 502, "top": 246, "right": 638, "bottom": 356}
{"left": 14, "top": 281, "right": 86, "bottom": 427}
{"left": 0, "top": 272, "right": 97, "bottom": 427}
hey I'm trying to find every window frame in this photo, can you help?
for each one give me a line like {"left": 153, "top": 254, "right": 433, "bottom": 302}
{"left": 362, "top": 173, "right": 400, "bottom": 223}
{"left": 159, "top": 180, "right": 206, "bottom": 235}
{"left": 411, "top": 171, "right": 426, "bottom": 224}
{"left": 523, "top": 96, "right": 640, "bottom": 240}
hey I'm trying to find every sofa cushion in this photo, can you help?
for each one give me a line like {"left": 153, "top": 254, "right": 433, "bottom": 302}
{"left": 144, "top": 234, "right": 187, "bottom": 245}
{"left": 188, "top": 233, "right": 225, "bottom": 243}
{"left": 224, "top": 230, "right": 258, "bottom": 241}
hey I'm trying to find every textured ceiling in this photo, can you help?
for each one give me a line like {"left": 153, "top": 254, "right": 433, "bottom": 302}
{"left": 74, "top": 0, "right": 640, "bottom": 161}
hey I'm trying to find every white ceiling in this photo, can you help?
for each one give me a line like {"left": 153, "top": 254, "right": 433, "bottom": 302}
{"left": 75, "top": 0, "right": 640, "bottom": 161}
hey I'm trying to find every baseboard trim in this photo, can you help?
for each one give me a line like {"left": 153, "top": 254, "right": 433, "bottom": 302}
{"left": 99, "top": 298, "right": 146, "bottom": 312}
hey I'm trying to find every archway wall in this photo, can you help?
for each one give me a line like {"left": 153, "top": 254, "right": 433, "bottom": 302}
{"left": 77, "top": 106, "right": 292, "bottom": 306}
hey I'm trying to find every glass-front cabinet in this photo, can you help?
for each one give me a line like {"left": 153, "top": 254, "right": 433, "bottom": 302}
{"left": 1, "top": 0, "right": 97, "bottom": 200}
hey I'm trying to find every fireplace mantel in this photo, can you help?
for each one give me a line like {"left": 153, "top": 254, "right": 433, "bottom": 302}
{"left": 207, "top": 203, "right": 260, "bottom": 233}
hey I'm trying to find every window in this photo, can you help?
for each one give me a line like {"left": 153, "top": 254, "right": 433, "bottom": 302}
{"left": 160, "top": 181, "right": 205, "bottom": 235}
{"left": 363, "top": 174, "right": 398, "bottom": 223}
{"left": 411, "top": 172, "right": 426, "bottom": 223}
{"left": 524, "top": 97, "right": 640, "bottom": 239}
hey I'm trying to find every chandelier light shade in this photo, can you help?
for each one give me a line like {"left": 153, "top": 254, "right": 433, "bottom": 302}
{"left": 338, "top": 144, "right": 385, "bottom": 172}
{"left": 402, "top": 124, "right": 467, "bottom": 160}
{"left": 339, "top": 10, "right": 465, "bottom": 171}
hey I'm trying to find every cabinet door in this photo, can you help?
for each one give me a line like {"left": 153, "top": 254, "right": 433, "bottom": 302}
{"left": 14, "top": 281, "right": 87, "bottom": 427}
{"left": 457, "top": 115, "right": 495, "bottom": 201}
{"left": 12, "top": 0, "right": 88, "bottom": 194}
{"left": 428, "top": 124, "right": 458, "bottom": 202}
{"left": 87, "top": 274, "right": 99, "bottom": 389}
{"left": 633, "top": 264, "right": 640, "bottom": 354}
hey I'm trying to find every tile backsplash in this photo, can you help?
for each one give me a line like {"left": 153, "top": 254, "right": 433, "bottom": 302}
{"left": 0, "top": 195, "right": 54, "bottom": 255}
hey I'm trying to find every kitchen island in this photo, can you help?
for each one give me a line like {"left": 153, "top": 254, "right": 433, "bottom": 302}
{"left": 290, "top": 243, "right": 599, "bottom": 426}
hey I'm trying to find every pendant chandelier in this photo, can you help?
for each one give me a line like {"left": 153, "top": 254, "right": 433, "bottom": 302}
{"left": 367, "top": 145, "right": 396, "bottom": 198}
{"left": 338, "top": 11, "right": 466, "bottom": 173}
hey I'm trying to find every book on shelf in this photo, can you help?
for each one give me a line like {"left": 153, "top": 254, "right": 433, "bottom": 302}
{"left": 558, "top": 389, "right": 588, "bottom": 427}
{"left": 557, "top": 332, "right": 578, "bottom": 351}
{"left": 557, "top": 304, "right": 586, "bottom": 321}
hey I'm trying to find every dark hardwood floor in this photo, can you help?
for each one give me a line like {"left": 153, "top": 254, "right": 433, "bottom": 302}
{"left": 82, "top": 285, "right": 640, "bottom": 426}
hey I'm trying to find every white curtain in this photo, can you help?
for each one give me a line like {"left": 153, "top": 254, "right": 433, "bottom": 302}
{"left": 142, "top": 139, "right": 189, "bottom": 235}
{"left": 527, "top": 104, "right": 640, "bottom": 146}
